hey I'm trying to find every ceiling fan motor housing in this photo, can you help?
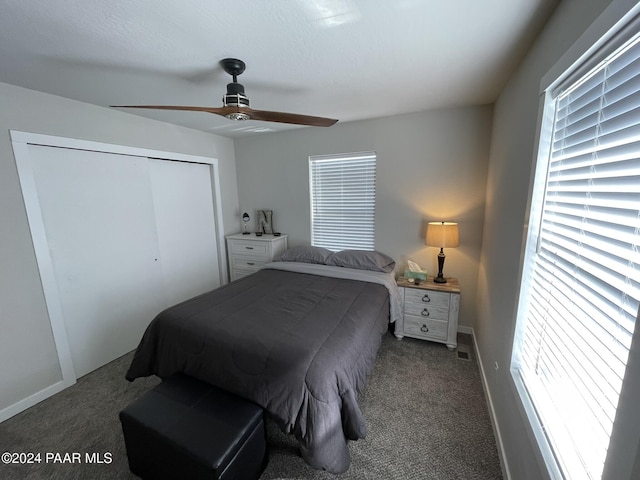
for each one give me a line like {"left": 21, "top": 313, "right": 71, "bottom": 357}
{"left": 223, "top": 82, "right": 251, "bottom": 120}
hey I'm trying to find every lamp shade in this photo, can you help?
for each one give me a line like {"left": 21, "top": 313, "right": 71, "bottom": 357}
{"left": 426, "top": 221, "right": 459, "bottom": 248}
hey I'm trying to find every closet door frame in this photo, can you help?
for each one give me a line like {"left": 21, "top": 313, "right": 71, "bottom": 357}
{"left": 8, "top": 130, "right": 226, "bottom": 419}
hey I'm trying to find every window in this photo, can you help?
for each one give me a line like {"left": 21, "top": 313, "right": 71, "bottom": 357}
{"left": 512, "top": 22, "right": 640, "bottom": 480}
{"left": 309, "top": 152, "right": 376, "bottom": 251}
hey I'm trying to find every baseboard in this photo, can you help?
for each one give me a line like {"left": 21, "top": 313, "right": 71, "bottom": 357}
{"left": 469, "top": 328, "right": 512, "bottom": 480}
{"left": 0, "top": 377, "right": 75, "bottom": 423}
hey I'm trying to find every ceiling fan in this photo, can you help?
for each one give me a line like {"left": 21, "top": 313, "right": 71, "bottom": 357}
{"left": 111, "top": 58, "right": 338, "bottom": 127}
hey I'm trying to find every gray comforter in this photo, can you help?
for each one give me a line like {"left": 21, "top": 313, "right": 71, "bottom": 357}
{"left": 125, "top": 263, "right": 399, "bottom": 473}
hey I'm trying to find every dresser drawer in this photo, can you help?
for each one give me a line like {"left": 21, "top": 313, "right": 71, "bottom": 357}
{"left": 403, "top": 315, "right": 448, "bottom": 341}
{"left": 404, "top": 288, "right": 449, "bottom": 308}
{"left": 232, "top": 267, "right": 257, "bottom": 280}
{"left": 229, "top": 241, "right": 269, "bottom": 257}
{"left": 232, "top": 256, "right": 268, "bottom": 270}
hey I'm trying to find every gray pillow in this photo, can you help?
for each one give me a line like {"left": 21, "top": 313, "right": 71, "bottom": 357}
{"left": 275, "top": 245, "right": 333, "bottom": 264}
{"left": 326, "top": 250, "right": 396, "bottom": 273}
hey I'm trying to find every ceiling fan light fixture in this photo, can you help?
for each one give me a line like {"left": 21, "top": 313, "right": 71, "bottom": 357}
{"left": 225, "top": 111, "right": 250, "bottom": 121}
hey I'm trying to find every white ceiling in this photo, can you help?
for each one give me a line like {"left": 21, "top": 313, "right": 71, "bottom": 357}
{"left": 0, "top": 0, "right": 558, "bottom": 138}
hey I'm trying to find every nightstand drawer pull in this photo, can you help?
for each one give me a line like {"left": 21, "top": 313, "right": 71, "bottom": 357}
{"left": 245, "top": 246, "right": 254, "bottom": 250}
{"left": 246, "top": 262, "right": 255, "bottom": 266}
{"left": 422, "top": 294, "right": 431, "bottom": 303}
{"left": 421, "top": 308, "right": 430, "bottom": 317}
{"left": 420, "top": 324, "right": 429, "bottom": 333}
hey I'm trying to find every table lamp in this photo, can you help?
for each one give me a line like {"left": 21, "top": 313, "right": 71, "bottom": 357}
{"left": 242, "top": 212, "right": 250, "bottom": 234}
{"left": 426, "top": 221, "right": 459, "bottom": 283}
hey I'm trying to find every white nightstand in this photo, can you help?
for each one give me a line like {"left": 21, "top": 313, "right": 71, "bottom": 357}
{"left": 226, "top": 233, "right": 288, "bottom": 281}
{"left": 395, "top": 277, "right": 460, "bottom": 350}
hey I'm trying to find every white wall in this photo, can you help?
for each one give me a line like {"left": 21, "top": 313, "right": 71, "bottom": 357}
{"left": 476, "top": 0, "right": 640, "bottom": 478}
{"left": 0, "top": 82, "right": 239, "bottom": 413}
{"left": 234, "top": 106, "right": 493, "bottom": 331}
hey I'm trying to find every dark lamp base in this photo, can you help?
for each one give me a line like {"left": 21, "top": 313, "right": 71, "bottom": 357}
{"left": 434, "top": 248, "right": 447, "bottom": 283}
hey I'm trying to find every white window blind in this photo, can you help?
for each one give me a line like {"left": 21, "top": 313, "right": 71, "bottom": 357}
{"left": 309, "top": 152, "right": 376, "bottom": 251}
{"left": 512, "top": 30, "right": 640, "bottom": 480}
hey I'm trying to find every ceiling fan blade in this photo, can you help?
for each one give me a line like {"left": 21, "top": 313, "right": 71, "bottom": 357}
{"left": 110, "top": 105, "right": 228, "bottom": 114}
{"left": 247, "top": 109, "right": 338, "bottom": 127}
{"left": 112, "top": 105, "right": 338, "bottom": 127}
{"left": 111, "top": 105, "right": 260, "bottom": 121}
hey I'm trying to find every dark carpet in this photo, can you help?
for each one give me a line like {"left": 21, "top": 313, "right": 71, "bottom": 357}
{"left": 0, "top": 332, "right": 502, "bottom": 479}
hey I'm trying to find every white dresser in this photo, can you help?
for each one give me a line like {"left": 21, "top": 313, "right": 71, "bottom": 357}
{"left": 395, "top": 277, "right": 460, "bottom": 350}
{"left": 226, "top": 233, "right": 288, "bottom": 281}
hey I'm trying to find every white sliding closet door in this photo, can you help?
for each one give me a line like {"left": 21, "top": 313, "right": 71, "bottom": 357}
{"left": 27, "top": 145, "right": 222, "bottom": 379}
{"left": 29, "top": 145, "right": 168, "bottom": 378}
{"left": 5, "top": 131, "right": 225, "bottom": 422}
{"left": 149, "top": 159, "right": 220, "bottom": 306}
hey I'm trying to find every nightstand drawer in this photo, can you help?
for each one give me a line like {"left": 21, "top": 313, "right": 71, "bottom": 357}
{"left": 403, "top": 302, "right": 449, "bottom": 321}
{"left": 229, "top": 241, "right": 269, "bottom": 257}
{"left": 403, "top": 315, "right": 448, "bottom": 341}
{"left": 403, "top": 288, "right": 449, "bottom": 308}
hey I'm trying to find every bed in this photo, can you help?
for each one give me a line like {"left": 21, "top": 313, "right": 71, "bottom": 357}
{"left": 125, "top": 247, "right": 401, "bottom": 473}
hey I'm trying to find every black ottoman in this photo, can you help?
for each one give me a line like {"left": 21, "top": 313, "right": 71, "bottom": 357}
{"left": 120, "top": 374, "right": 267, "bottom": 480}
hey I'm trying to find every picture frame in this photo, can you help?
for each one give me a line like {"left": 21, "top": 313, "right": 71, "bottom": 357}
{"left": 257, "top": 209, "right": 273, "bottom": 234}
